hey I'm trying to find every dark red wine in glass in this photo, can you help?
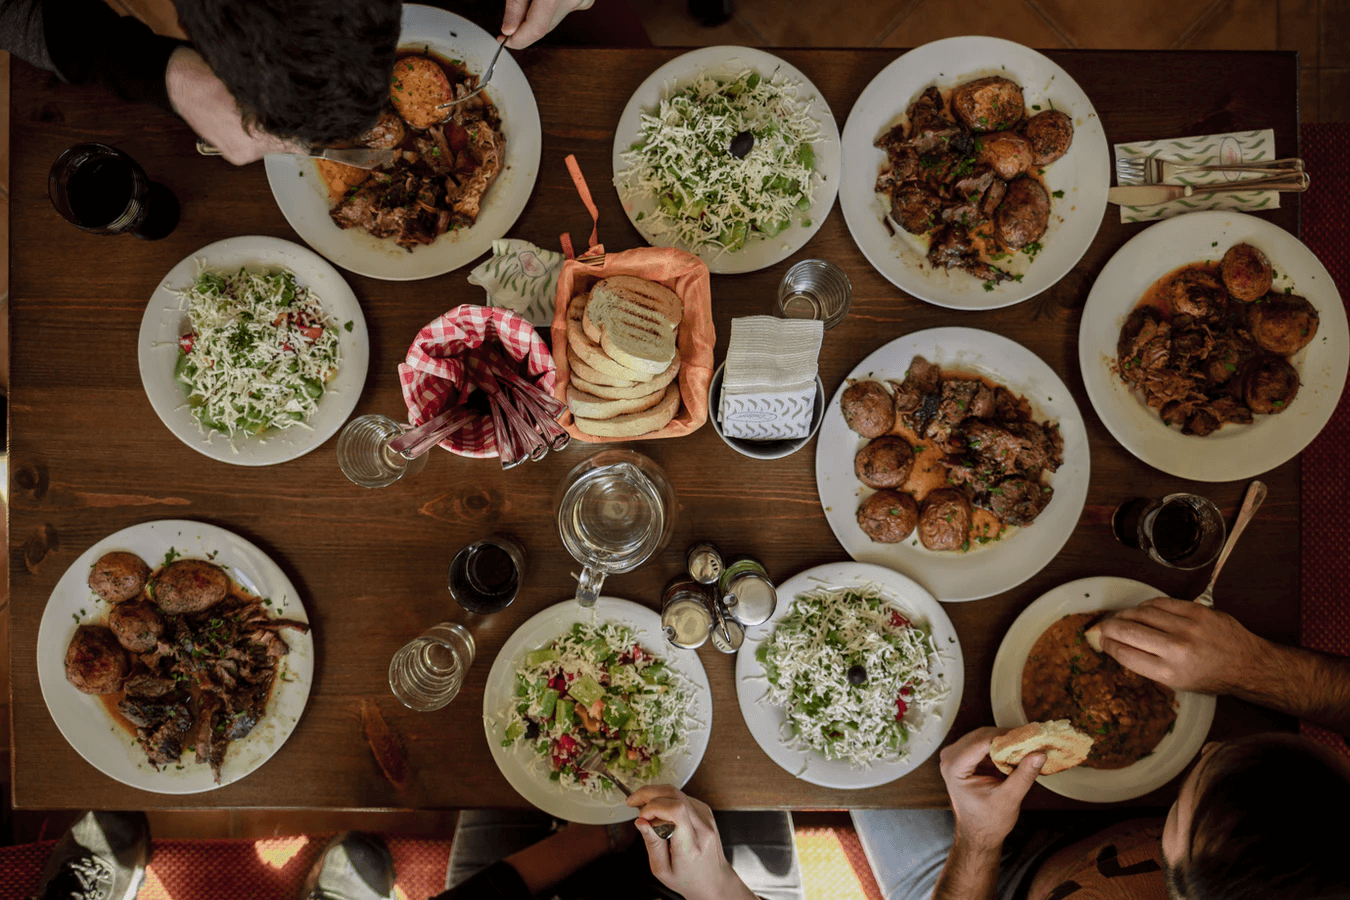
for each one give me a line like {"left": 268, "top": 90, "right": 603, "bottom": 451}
{"left": 48, "top": 143, "right": 179, "bottom": 240}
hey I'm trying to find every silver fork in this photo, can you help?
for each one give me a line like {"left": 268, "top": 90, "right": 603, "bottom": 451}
{"left": 1115, "top": 155, "right": 1303, "bottom": 184}
{"left": 1193, "top": 480, "right": 1267, "bottom": 608}
{"left": 574, "top": 745, "right": 676, "bottom": 840}
{"left": 437, "top": 36, "right": 507, "bottom": 112}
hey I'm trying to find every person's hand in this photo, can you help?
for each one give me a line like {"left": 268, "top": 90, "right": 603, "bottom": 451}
{"left": 164, "top": 47, "right": 304, "bottom": 165}
{"left": 501, "top": 0, "right": 595, "bottom": 49}
{"left": 939, "top": 727, "right": 1043, "bottom": 851}
{"left": 626, "top": 785, "right": 756, "bottom": 900}
{"left": 1096, "top": 597, "right": 1270, "bottom": 695}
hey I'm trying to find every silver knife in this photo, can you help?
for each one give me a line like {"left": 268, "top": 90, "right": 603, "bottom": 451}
{"left": 196, "top": 139, "right": 398, "bottom": 170}
{"left": 1110, "top": 171, "right": 1310, "bottom": 207}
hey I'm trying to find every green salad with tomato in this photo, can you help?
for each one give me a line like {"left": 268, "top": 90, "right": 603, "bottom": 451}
{"left": 173, "top": 268, "right": 340, "bottom": 437}
{"left": 502, "top": 621, "right": 688, "bottom": 795}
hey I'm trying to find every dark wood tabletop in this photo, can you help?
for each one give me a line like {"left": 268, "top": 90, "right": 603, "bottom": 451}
{"left": 8, "top": 47, "right": 1302, "bottom": 811}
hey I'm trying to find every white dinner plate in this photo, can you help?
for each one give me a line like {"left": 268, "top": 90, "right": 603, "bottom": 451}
{"left": 815, "top": 327, "right": 1090, "bottom": 602}
{"left": 612, "top": 46, "right": 842, "bottom": 274}
{"left": 138, "top": 235, "right": 369, "bottom": 466}
{"left": 1079, "top": 210, "right": 1350, "bottom": 482}
{"left": 264, "top": 5, "right": 542, "bottom": 281}
{"left": 35, "top": 520, "right": 314, "bottom": 794}
{"left": 990, "top": 576, "right": 1215, "bottom": 803}
{"left": 483, "top": 597, "right": 713, "bottom": 824}
{"left": 734, "top": 562, "right": 963, "bottom": 789}
{"left": 839, "top": 36, "right": 1109, "bottom": 310}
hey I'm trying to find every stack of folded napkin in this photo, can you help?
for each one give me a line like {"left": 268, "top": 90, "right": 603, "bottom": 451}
{"left": 720, "top": 317, "right": 823, "bottom": 440}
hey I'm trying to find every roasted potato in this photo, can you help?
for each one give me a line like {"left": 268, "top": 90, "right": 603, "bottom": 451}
{"left": 151, "top": 559, "right": 229, "bottom": 615}
{"left": 390, "top": 55, "right": 454, "bottom": 130}
{"left": 89, "top": 551, "right": 150, "bottom": 604}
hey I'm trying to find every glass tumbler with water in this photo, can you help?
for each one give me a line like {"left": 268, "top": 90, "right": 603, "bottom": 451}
{"left": 337, "top": 414, "right": 429, "bottom": 488}
{"left": 388, "top": 622, "right": 475, "bottom": 711}
{"left": 555, "top": 450, "right": 677, "bottom": 606}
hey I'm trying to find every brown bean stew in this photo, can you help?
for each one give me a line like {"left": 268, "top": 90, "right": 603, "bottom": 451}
{"left": 1021, "top": 612, "right": 1177, "bottom": 769}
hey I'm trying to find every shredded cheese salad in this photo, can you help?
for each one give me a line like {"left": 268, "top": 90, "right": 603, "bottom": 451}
{"left": 616, "top": 68, "right": 824, "bottom": 257}
{"left": 756, "top": 585, "right": 947, "bottom": 767}
{"left": 173, "top": 268, "right": 342, "bottom": 437}
{"left": 502, "top": 621, "right": 689, "bottom": 795}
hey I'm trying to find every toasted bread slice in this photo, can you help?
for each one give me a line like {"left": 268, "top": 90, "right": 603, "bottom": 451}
{"left": 990, "top": 720, "right": 1094, "bottom": 776}
{"left": 584, "top": 279, "right": 680, "bottom": 376}
{"left": 566, "top": 292, "right": 654, "bottom": 384}
{"left": 567, "top": 347, "right": 637, "bottom": 388}
{"left": 572, "top": 358, "right": 680, "bottom": 400}
{"left": 574, "top": 382, "right": 681, "bottom": 438}
{"left": 567, "top": 384, "right": 667, "bottom": 419}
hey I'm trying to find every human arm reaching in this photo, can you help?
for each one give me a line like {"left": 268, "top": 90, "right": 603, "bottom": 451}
{"left": 933, "top": 727, "right": 1044, "bottom": 900}
{"left": 1096, "top": 597, "right": 1350, "bottom": 739}
{"left": 501, "top": 0, "right": 595, "bottom": 49}
{"left": 627, "top": 785, "right": 758, "bottom": 900}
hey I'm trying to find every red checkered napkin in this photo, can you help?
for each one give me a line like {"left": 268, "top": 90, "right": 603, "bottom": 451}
{"left": 398, "top": 304, "right": 556, "bottom": 458}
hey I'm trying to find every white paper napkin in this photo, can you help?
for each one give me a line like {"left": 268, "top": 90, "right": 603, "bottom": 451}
{"left": 467, "top": 239, "right": 563, "bottom": 327}
{"left": 1114, "top": 129, "right": 1281, "bottom": 223}
{"left": 720, "top": 317, "right": 823, "bottom": 440}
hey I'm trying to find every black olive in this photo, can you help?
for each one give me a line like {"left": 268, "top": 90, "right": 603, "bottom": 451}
{"left": 847, "top": 664, "right": 868, "bottom": 685}
{"left": 729, "top": 130, "right": 755, "bottom": 159}
{"left": 524, "top": 720, "right": 539, "bottom": 740}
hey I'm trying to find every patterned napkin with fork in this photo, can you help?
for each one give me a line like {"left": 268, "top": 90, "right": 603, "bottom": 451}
{"left": 1114, "top": 129, "right": 1280, "bottom": 223}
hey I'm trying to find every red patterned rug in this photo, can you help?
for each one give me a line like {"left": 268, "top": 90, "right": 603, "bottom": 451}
{"left": 1297, "top": 123, "right": 1350, "bottom": 756}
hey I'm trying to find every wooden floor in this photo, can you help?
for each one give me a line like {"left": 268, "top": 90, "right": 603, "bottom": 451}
{"left": 1, "top": 0, "right": 1343, "bottom": 848}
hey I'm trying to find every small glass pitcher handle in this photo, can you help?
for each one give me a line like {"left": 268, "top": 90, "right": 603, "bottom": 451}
{"left": 574, "top": 566, "right": 606, "bottom": 607}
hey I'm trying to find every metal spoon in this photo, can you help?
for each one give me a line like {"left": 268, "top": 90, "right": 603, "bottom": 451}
{"left": 436, "top": 36, "right": 507, "bottom": 112}
{"left": 1193, "top": 480, "right": 1267, "bottom": 607}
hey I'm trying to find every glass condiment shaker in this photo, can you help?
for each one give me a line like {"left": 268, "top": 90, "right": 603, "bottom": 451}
{"left": 662, "top": 577, "right": 713, "bottom": 650}
{"left": 719, "top": 557, "right": 777, "bottom": 627}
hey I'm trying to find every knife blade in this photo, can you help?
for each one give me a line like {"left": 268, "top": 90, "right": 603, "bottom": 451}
{"left": 197, "top": 139, "right": 398, "bottom": 170}
{"left": 1109, "top": 171, "right": 1311, "bottom": 207}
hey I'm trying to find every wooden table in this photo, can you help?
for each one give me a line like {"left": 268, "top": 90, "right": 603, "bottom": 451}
{"left": 8, "top": 48, "right": 1303, "bottom": 811}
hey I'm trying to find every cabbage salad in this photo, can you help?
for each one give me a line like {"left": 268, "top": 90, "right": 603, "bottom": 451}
{"left": 174, "top": 268, "right": 341, "bottom": 437}
{"left": 756, "top": 585, "right": 947, "bottom": 767}
{"left": 502, "top": 621, "right": 688, "bottom": 795}
{"left": 616, "top": 68, "right": 824, "bottom": 256}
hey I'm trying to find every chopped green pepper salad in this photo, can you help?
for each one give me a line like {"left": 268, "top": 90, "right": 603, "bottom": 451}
{"left": 615, "top": 68, "right": 823, "bottom": 257}
{"left": 174, "top": 268, "right": 340, "bottom": 437}
{"left": 502, "top": 621, "right": 688, "bottom": 795}
{"left": 756, "top": 585, "right": 946, "bottom": 767}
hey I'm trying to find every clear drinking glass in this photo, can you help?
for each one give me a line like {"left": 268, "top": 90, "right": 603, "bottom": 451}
{"left": 449, "top": 536, "right": 525, "bottom": 614}
{"left": 337, "top": 414, "right": 429, "bottom": 488}
{"left": 48, "top": 142, "right": 179, "bottom": 240}
{"left": 388, "top": 622, "right": 476, "bottom": 711}
{"left": 555, "top": 450, "right": 677, "bottom": 607}
{"left": 775, "top": 259, "right": 852, "bottom": 330}
{"left": 1112, "top": 493, "right": 1227, "bottom": 570}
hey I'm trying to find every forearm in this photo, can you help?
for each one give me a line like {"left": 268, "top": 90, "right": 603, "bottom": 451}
{"left": 40, "top": 0, "right": 185, "bottom": 111}
{"left": 502, "top": 823, "right": 611, "bottom": 896}
{"left": 933, "top": 834, "right": 1002, "bottom": 900}
{"left": 1234, "top": 641, "right": 1350, "bottom": 738}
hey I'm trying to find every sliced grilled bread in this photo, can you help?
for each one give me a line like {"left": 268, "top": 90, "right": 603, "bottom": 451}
{"left": 583, "top": 277, "right": 681, "bottom": 376}
{"left": 989, "top": 720, "right": 1094, "bottom": 776}
{"left": 566, "top": 292, "right": 655, "bottom": 384}
{"left": 567, "top": 346, "right": 637, "bottom": 388}
{"left": 572, "top": 358, "right": 680, "bottom": 401}
{"left": 574, "top": 382, "right": 681, "bottom": 438}
{"left": 566, "top": 383, "right": 668, "bottom": 419}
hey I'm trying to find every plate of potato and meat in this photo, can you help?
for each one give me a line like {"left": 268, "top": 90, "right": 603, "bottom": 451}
{"left": 815, "top": 327, "right": 1090, "bottom": 602}
{"left": 36, "top": 520, "right": 313, "bottom": 793}
{"left": 264, "top": 4, "right": 542, "bottom": 280}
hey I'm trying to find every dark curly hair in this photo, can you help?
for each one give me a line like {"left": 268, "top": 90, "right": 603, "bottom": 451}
{"left": 172, "top": 0, "right": 402, "bottom": 145}
{"left": 1169, "top": 734, "right": 1350, "bottom": 900}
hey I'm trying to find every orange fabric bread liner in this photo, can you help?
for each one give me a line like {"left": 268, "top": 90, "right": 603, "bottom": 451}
{"left": 550, "top": 157, "right": 714, "bottom": 442}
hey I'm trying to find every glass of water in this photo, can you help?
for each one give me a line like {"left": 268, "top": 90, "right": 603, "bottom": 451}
{"left": 337, "top": 414, "right": 429, "bottom": 488}
{"left": 388, "top": 622, "right": 476, "bottom": 711}
{"left": 555, "top": 450, "right": 677, "bottom": 607}
{"left": 775, "top": 259, "right": 852, "bottom": 330}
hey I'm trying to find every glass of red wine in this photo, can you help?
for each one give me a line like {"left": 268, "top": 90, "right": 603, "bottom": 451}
{"left": 1112, "top": 493, "right": 1226, "bottom": 570}
{"left": 48, "top": 143, "right": 179, "bottom": 240}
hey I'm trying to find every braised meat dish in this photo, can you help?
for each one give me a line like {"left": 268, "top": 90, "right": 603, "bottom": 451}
{"left": 320, "top": 53, "right": 505, "bottom": 251}
{"left": 844, "top": 355, "right": 1062, "bottom": 550}
{"left": 1022, "top": 612, "right": 1177, "bottom": 769}
{"left": 1115, "top": 245, "right": 1316, "bottom": 436}
{"left": 65, "top": 552, "right": 308, "bottom": 781}
{"left": 874, "top": 77, "right": 1073, "bottom": 285}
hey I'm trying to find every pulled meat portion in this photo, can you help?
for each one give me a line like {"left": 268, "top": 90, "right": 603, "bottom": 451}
{"left": 327, "top": 55, "right": 505, "bottom": 251}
